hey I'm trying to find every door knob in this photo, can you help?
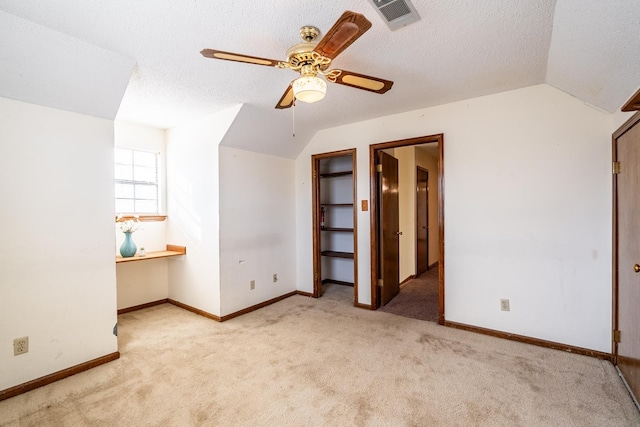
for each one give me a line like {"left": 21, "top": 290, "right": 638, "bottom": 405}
{"left": 396, "top": 231, "right": 403, "bottom": 236}
{"left": 635, "top": 264, "right": 640, "bottom": 273}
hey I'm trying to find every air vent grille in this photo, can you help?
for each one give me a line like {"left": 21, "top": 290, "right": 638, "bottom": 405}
{"left": 368, "top": 0, "right": 421, "bottom": 31}
{"left": 380, "top": 0, "right": 412, "bottom": 22}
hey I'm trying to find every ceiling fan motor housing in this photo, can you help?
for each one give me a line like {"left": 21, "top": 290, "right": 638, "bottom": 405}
{"left": 286, "top": 43, "right": 319, "bottom": 67}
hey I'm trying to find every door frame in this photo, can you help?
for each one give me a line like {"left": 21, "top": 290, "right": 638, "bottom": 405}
{"left": 612, "top": 111, "right": 640, "bottom": 359}
{"left": 416, "top": 166, "right": 429, "bottom": 276}
{"left": 369, "top": 134, "right": 445, "bottom": 323}
{"left": 312, "top": 148, "right": 358, "bottom": 303}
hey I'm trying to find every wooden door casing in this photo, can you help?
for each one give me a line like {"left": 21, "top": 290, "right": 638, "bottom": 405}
{"left": 614, "top": 112, "right": 640, "bottom": 403}
{"left": 416, "top": 167, "right": 429, "bottom": 276}
{"left": 368, "top": 134, "right": 444, "bottom": 320}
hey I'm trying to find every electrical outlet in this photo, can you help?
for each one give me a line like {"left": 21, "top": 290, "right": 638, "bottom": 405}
{"left": 14, "top": 337, "right": 29, "bottom": 356}
{"left": 273, "top": 273, "right": 278, "bottom": 283}
{"left": 500, "top": 299, "right": 510, "bottom": 312}
{"left": 250, "top": 280, "right": 255, "bottom": 290}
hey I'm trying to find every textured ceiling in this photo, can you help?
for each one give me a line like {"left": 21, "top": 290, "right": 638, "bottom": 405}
{"left": 0, "top": 10, "right": 134, "bottom": 120}
{"left": 0, "top": 1, "right": 638, "bottom": 158}
{"left": 546, "top": 0, "right": 640, "bottom": 113}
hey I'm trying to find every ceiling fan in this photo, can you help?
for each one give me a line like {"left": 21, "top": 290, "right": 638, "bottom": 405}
{"left": 201, "top": 10, "right": 394, "bottom": 109}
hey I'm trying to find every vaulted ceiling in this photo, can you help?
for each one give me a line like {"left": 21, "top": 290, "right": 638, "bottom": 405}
{"left": 1, "top": 1, "right": 638, "bottom": 158}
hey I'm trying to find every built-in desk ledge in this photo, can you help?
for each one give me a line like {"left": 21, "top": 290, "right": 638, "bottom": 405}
{"left": 114, "top": 214, "right": 167, "bottom": 222}
{"left": 116, "top": 245, "right": 186, "bottom": 263}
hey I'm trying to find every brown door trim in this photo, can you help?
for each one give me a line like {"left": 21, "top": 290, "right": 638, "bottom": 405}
{"left": 312, "top": 148, "right": 358, "bottom": 304}
{"left": 369, "top": 134, "right": 445, "bottom": 323}
{"left": 612, "top": 111, "right": 640, "bottom": 359}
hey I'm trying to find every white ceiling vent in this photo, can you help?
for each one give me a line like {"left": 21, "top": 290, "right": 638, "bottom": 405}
{"left": 368, "top": 0, "right": 421, "bottom": 31}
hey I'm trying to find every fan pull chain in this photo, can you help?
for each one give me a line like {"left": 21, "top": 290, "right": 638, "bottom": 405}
{"left": 292, "top": 98, "right": 296, "bottom": 138}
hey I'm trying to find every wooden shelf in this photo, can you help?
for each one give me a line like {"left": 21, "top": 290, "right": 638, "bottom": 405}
{"left": 116, "top": 245, "right": 186, "bottom": 263}
{"left": 322, "top": 227, "right": 354, "bottom": 232}
{"left": 321, "top": 203, "right": 354, "bottom": 207}
{"left": 320, "top": 171, "right": 353, "bottom": 178}
{"left": 321, "top": 250, "right": 354, "bottom": 259}
{"left": 322, "top": 279, "right": 354, "bottom": 287}
{"left": 115, "top": 214, "right": 167, "bottom": 222}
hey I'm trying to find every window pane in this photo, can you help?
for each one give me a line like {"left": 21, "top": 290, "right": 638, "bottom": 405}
{"left": 134, "top": 165, "right": 157, "bottom": 183}
{"left": 115, "top": 148, "right": 133, "bottom": 165}
{"left": 116, "top": 199, "right": 134, "bottom": 213}
{"left": 115, "top": 164, "right": 133, "bottom": 180}
{"left": 134, "top": 151, "right": 157, "bottom": 168}
{"left": 115, "top": 148, "right": 159, "bottom": 214}
{"left": 135, "top": 199, "right": 158, "bottom": 213}
{"left": 135, "top": 184, "right": 157, "bottom": 200}
{"left": 115, "top": 183, "right": 134, "bottom": 198}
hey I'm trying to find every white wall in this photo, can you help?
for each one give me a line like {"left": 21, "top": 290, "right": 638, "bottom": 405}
{"left": 165, "top": 106, "right": 241, "bottom": 316}
{"left": 115, "top": 261, "right": 169, "bottom": 310}
{"left": 113, "top": 121, "right": 169, "bottom": 310}
{"left": 218, "top": 147, "right": 297, "bottom": 316}
{"left": 295, "top": 84, "right": 613, "bottom": 352}
{"left": 0, "top": 97, "right": 118, "bottom": 390}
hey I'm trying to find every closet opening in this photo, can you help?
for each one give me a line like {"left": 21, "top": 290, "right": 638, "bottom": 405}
{"left": 312, "top": 149, "right": 358, "bottom": 305}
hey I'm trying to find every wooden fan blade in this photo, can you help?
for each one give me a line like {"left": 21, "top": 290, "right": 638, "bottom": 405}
{"left": 200, "top": 49, "right": 281, "bottom": 67}
{"left": 313, "top": 11, "right": 372, "bottom": 60}
{"left": 275, "top": 83, "right": 295, "bottom": 109}
{"left": 330, "top": 70, "right": 394, "bottom": 94}
{"left": 621, "top": 87, "right": 640, "bottom": 111}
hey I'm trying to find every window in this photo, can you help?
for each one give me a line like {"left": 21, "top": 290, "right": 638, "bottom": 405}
{"left": 115, "top": 148, "right": 159, "bottom": 214}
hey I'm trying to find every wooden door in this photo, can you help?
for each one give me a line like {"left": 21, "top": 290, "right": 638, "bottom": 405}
{"left": 615, "top": 114, "right": 640, "bottom": 402}
{"left": 416, "top": 167, "right": 429, "bottom": 276}
{"left": 379, "top": 151, "right": 400, "bottom": 306}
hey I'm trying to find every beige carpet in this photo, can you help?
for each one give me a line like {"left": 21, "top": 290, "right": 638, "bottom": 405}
{"left": 1, "top": 284, "right": 639, "bottom": 426}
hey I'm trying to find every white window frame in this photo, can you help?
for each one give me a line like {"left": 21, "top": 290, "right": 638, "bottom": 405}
{"left": 114, "top": 148, "right": 160, "bottom": 215}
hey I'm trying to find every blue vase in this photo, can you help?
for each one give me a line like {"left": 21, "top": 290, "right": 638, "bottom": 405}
{"left": 120, "top": 232, "right": 137, "bottom": 257}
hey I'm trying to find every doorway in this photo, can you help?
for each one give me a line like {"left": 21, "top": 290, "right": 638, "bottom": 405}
{"left": 612, "top": 111, "right": 640, "bottom": 409}
{"left": 369, "top": 134, "right": 444, "bottom": 324}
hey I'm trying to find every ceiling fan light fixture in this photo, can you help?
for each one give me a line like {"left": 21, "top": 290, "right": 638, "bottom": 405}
{"left": 292, "top": 75, "right": 327, "bottom": 103}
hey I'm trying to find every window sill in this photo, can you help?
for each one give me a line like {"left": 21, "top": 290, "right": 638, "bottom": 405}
{"left": 116, "top": 245, "right": 186, "bottom": 263}
{"left": 115, "top": 215, "right": 167, "bottom": 222}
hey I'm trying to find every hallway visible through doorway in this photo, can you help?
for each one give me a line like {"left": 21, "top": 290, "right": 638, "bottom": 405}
{"left": 378, "top": 265, "right": 439, "bottom": 322}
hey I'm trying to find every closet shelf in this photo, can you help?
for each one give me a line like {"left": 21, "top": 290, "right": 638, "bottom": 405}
{"left": 320, "top": 171, "right": 353, "bottom": 178}
{"left": 321, "top": 250, "right": 354, "bottom": 259}
{"left": 321, "top": 227, "right": 354, "bottom": 232}
{"left": 322, "top": 279, "right": 354, "bottom": 287}
{"left": 321, "top": 203, "right": 354, "bottom": 207}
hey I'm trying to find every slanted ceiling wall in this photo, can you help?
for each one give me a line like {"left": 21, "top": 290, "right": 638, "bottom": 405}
{"left": 0, "top": 10, "right": 134, "bottom": 121}
{"left": 0, "top": 97, "right": 118, "bottom": 391}
{"left": 295, "top": 84, "right": 614, "bottom": 352}
{"left": 164, "top": 105, "right": 298, "bottom": 317}
{"left": 165, "top": 106, "right": 242, "bottom": 316}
